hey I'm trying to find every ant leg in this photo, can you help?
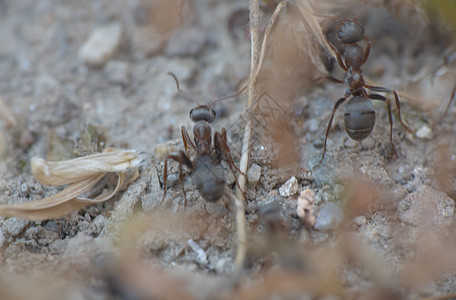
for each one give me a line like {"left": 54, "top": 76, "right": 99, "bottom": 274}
{"left": 365, "top": 85, "right": 413, "bottom": 132}
{"left": 329, "top": 42, "right": 348, "bottom": 71}
{"left": 319, "top": 97, "right": 347, "bottom": 164}
{"left": 181, "top": 126, "right": 196, "bottom": 158}
{"left": 443, "top": 82, "right": 456, "bottom": 117}
{"left": 367, "top": 94, "right": 398, "bottom": 157}
{"left": 218, "top": 128, "right": 246, "bottom": 176}
{"left": 362, "top": 37, "right": 371, "bottom": 64}
{"left": 314, "top": 75, "right": 344, "bottom": 84}
{"left": 160, "top": 151, "right": 193, "bottom": 205}
{"left": 214, "top": 130, "right": 247, "bottom": 201}
{"left": 214, "top": 128, "right": 247, "bottom": 200}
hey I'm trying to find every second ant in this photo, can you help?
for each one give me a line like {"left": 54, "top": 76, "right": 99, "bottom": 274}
{"left": 317, "top": 17, "right": 413, "bottom": 164}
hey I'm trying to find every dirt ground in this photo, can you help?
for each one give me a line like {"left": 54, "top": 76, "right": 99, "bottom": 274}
{"left": 0, "top": 0, "right": 456, "bottom": 299}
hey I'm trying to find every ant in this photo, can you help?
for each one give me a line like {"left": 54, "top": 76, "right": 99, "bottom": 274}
{"left": 317, "top": 17, "right": 413, "bottom": 164}
{"left": 161, "top": 73, "right": 246, "bottom": 206}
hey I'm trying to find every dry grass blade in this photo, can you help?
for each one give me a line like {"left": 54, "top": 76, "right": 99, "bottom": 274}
{"left": 0, "top": 174, "right": 105, "bottom": 220}
{"left": 0, "top": 148, "right": 141, "bottom": 221}
{"left": 31, "top": 148, "right": 141, "bottom": 186}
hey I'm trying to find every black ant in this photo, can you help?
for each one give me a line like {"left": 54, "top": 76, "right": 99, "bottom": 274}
{"left": 161, "top": 73, "right": 246, "bottom": 206}
{"left": 318, "top": 17, "right": 413, "bottom": 164}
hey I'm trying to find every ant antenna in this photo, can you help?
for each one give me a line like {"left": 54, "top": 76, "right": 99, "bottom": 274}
{"left": 167, "top": 72, "right": 200, "bottom": 106}
{"left": 208, "top": 85, "right": 247, "bottom": 108}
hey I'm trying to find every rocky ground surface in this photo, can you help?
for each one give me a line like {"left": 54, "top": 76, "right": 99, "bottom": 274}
{"left": 0, "top": 0, "right": 455, "bottom": 299}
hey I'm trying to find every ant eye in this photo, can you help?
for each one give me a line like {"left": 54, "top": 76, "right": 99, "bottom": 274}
{"left": 337, "top": 31, "right": 343, "bottom": 39}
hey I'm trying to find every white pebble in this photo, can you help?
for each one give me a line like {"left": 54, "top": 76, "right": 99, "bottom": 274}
{"left": 79, "top": 22, "right": 123, "bottom": 67}
{"left": 188, "top": 239, "right": 207, "bottom": 266}
{"left": 247, "top": 164, "right": 261, "bottom": 186}
{"left": 279, "top": 176, "right": 299, "bottom": 197}
{"left": 415, "top": 125, "right": 433, "bottom": 140}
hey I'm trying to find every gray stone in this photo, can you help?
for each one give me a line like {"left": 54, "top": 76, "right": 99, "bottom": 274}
{"left": 247, "top": 164, "right": 261, "bottom": 186}
{"left": 3, "top": 217, "right": 29, "bottom": 237}
{"left": 92, "top": 215, "right": 105, "bottom": 235}
{"left": 315, "top": 202, "right": 344, "bottom": 231}
{"left": 79, "top": 22, "right": 123, "bottom": 67}
{"left": 398, "top": 185, "right": 454, "bottom": 228}
{"left": 279, "top": 176, "right": 299, "bottom": 197}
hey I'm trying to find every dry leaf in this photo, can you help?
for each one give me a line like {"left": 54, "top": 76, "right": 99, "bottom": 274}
{"left": 0, "top": 148, "right": 143, "bottom": 221}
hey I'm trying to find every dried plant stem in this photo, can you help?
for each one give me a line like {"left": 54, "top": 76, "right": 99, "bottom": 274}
{"left": 234, "top": 0, "right": 261, "bottom": 268}
{"left": 235, "top": 0, "right": 286, "bottom": 268}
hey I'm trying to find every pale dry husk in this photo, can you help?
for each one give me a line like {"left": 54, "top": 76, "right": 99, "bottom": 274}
{"left": 0, "top": 148, "right": 143, "bottom": 221}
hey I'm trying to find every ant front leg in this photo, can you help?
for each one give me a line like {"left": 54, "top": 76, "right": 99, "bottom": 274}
{"left": 362, "top": 37, "right": 372, "bottom": 64}
{"left": 181, "top": 126, "right": 196, "bottom": 158}
{"left": 161, "top": 150, "right": 193, "bottom": 206}
{"left": 214, "top": 129, "right": 247, "bottom": 200}
{"left": 319, "top": 97, "right": 347, "bottom": 165}
{"left": 365, "top": 85, "right": 413, "bottom": 133}
{"left": 329, "top": 42, "right": 348, "bottom": 71}
{"left": 367, "top": 94, "right": 397, "bottom": 157}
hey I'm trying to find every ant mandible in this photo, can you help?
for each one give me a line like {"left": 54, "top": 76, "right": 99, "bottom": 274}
{"left": 161, "top": 73, "right": 246, "bottom": 206}
{"left": 318, "top": 17, "right": 413, "bottom": 164}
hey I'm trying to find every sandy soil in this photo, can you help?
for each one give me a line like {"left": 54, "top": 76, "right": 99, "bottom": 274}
{"left": 0, "top": 0, "right": 455, "bottom": 299}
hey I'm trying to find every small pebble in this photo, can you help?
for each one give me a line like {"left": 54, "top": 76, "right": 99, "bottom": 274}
{"left": 247, "top": 164, "right": 261, "bottom": 186}
{"left": 20, "top": 182, "right": 28, "bottom": 194}
{"left": 188, "top": 239, "right": 207, "bottom": 266}
{"left": 307, "top": 119, "right": 319, "bottom": 132}
{"left": 315, "top": 202, "right": 344, "bottom": 231}
{"left": 353, "top": 215, "right": 367, "bottom": 226}
{"left": 79, "top": 22, "right": 123, "bottom": 67}
{"left": 3, "top": 217, "right": 29, "bottom": 237}
{"left": 105, "top": 61, "right": 130, "bottom": 86}
{"left": 415, "top": 125, "right": 433, "bottom": 140}
{"left": 279, "top": 176, "right": 299, "bottom": 197}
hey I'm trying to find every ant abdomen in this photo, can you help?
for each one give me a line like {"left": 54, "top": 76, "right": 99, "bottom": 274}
{"left": 337, "top": 19, "right": 364, "bottom": 44}
{"left": 344, "top": 96, "right": 376, "bottom": 141}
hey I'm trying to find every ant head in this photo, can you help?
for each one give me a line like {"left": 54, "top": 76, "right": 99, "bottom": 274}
{"left": 189, "top": 105, "right": 216, "bottom": 123}
{"left": 344, "top": 95, "right": 375, "bottom": 141}
{"left": 337, "top": 19, "right": 364, "bottom": 44}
